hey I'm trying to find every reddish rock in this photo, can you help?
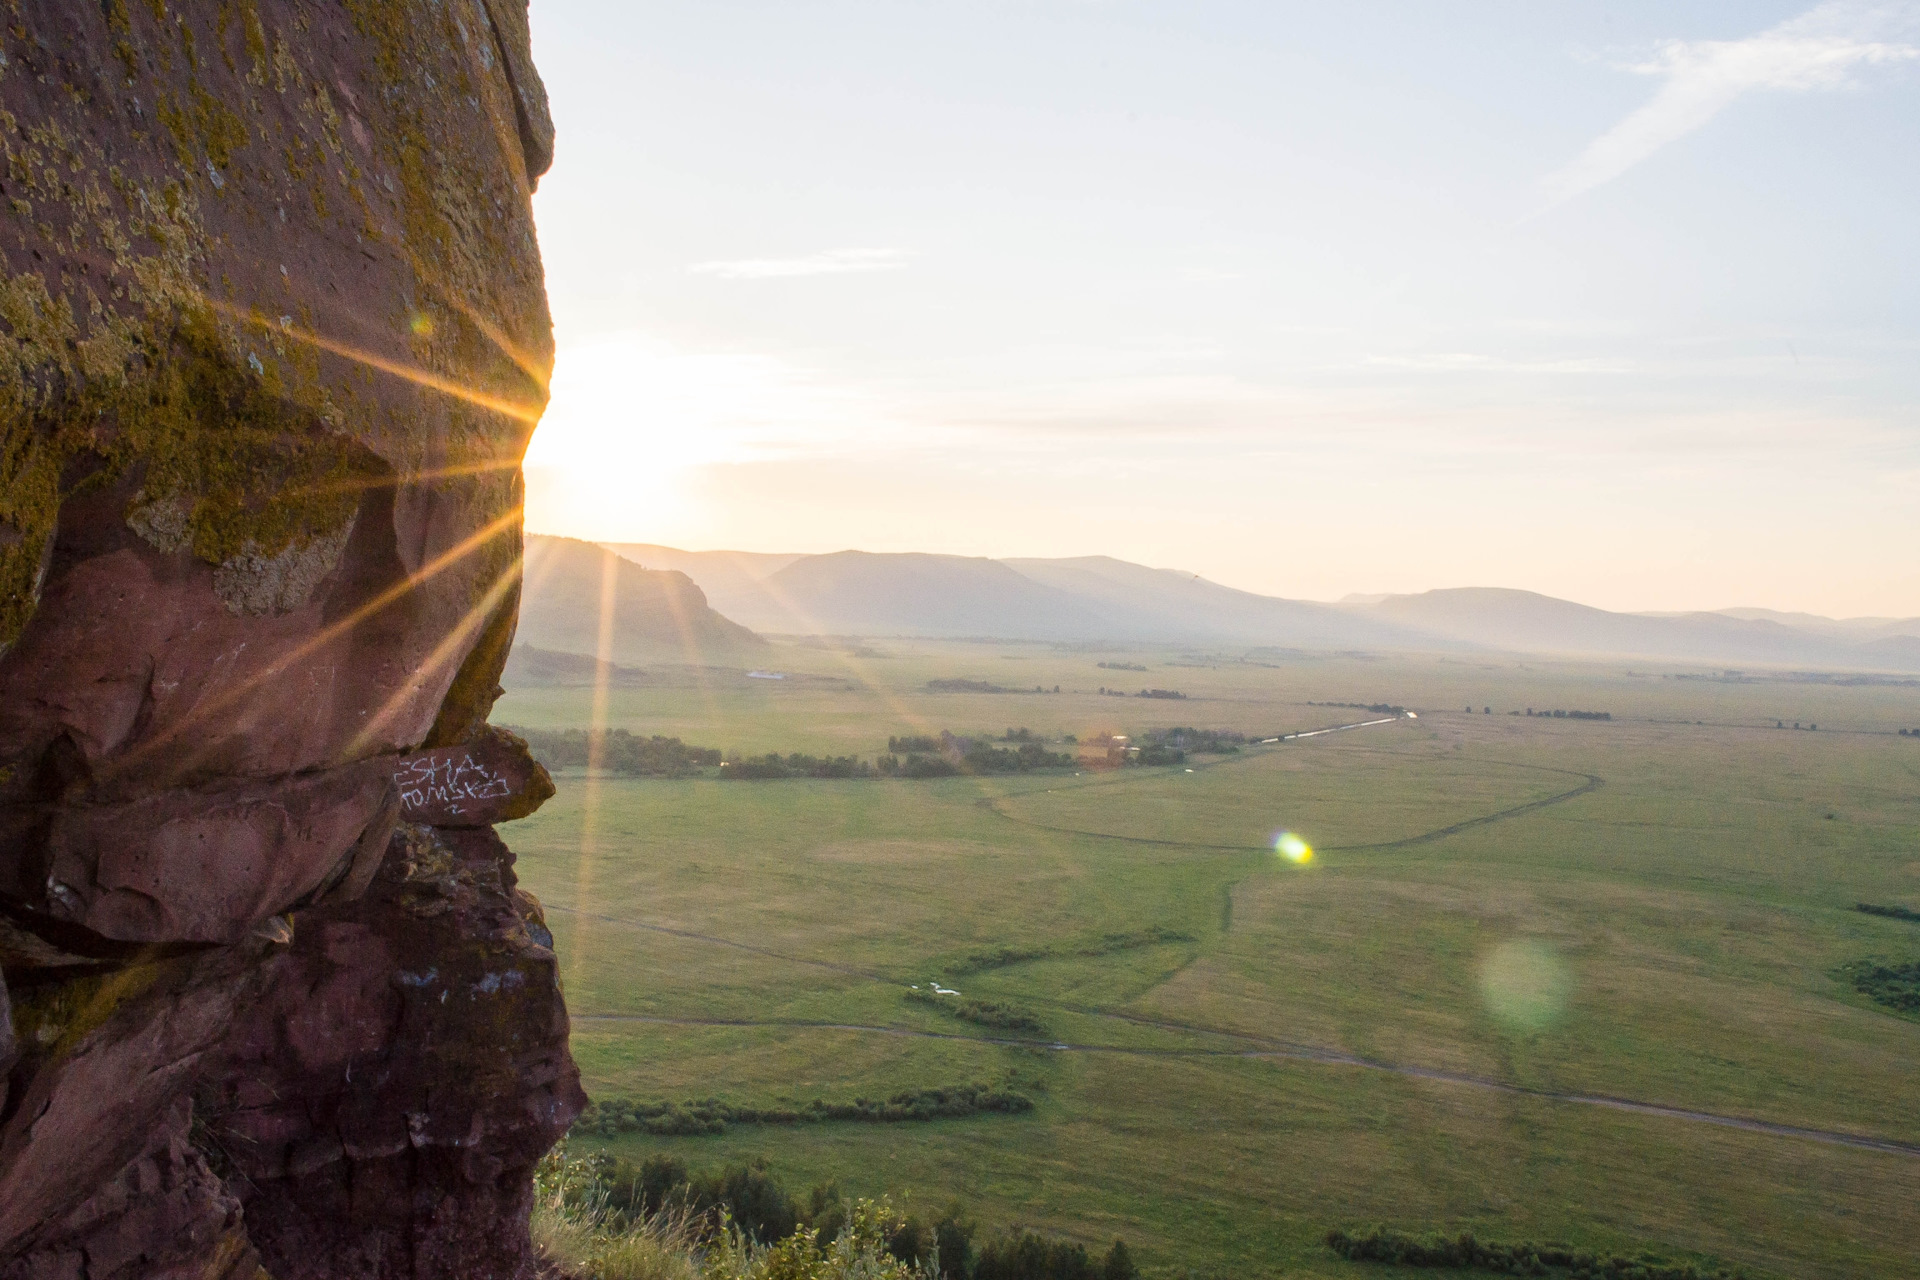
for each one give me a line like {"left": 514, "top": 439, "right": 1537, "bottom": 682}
{"left": 202, "top": 825, "right": 583, "bottom": 1280}
{"left": 0, "top": 1, "right": 579, "bottom": 1275}
{"left": 392, "top": 726, "right": 556, "bottom": 828}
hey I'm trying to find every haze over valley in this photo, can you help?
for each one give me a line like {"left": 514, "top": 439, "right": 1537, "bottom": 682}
{"left": 515, "top": 536, "right": 1920, "bottom": 674}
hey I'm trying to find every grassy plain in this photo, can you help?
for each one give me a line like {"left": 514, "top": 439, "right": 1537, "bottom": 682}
{"left": 496, "top": 642, "right": 1920, "bottom": 1278}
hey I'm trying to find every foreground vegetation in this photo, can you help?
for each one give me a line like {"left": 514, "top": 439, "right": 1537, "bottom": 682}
{"left": 500, "top": 642, "right": 1920, "bottom": 1279}
{"left": 533, "top": 1147, "right": 1138, "bottom": 1280}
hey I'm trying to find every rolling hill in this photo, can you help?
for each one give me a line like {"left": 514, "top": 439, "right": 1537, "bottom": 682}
{"left": 517, "top": 536, "right": 767, "bottom": 666}
{"left": 582, "top": 541, "right": 1920, "bottom": 672}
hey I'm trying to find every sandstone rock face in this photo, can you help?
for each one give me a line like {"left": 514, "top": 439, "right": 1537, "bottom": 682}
{"left": 0, "top": 2, "right": 582, "bottom": 1275}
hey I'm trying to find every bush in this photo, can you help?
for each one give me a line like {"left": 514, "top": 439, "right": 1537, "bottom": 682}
{"left": 905, "top": 989, "right": 1050, "bottom": 1035}
{"left": 1839, "top": 959, "right": 1920, "bottom": 1012}
{"left": 1324, "top": 1227, "right": 1746, "bottom": 1279}
{"left": 1856, "top": 902, "right": 1920, "bottom": 923}
{"left": 975, "top": 1232, "right": 1094, "bottom": 1280}
{"left": 575, "top": 1085, "right": 1035, "bottom": 1139}
{"left": 951, "top": 926, "right": 1195, "bottom": 974}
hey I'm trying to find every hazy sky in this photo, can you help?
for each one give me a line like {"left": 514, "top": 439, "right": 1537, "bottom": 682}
{"left": 522, "top": 1, "right": 1920, "bottom": 616}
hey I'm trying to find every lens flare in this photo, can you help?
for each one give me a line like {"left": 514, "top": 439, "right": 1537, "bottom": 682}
{"left": 1479, "top": 939, "right": 1572, "bottom": 1031}
{"left": 1274, "top": 831, "right": 1313, "bottom": 864}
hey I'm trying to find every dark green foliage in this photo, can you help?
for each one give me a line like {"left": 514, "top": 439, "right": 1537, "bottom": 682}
{"left": 722, "top": 752, "right": 877, "bottom": 779}
{"left": 1324, "top": 1228, "right": 1745, "bottom": 1279}
{"left": 960, "top": 741, "right": 1076, "bottom": 773}
{"left": 1132, "top": 744, "right": 1185, "bottom": 766}
{"left": 574, "top": 1085, "right": 1034, "bottom": 1138}
{"left": 504, "top": 725, "right": 721, "bottom": 776}
{"left": 1838, "top": 959, "right": 1920, "bottom": 1012}
{"left": 562, "top": 1152, "right": 1127, "bottom": 1278}
{"left": 975, "top": 1231, "right": 1096, "bottom": 1280}
{"left": 905, "top": 988, "right": 1050, "bottom": 1035}
{"left": 951, "top": 925, "right": 1195, "bottom": 974}
{"left": 898, "top": 754, "right": 961, "bottom": 778}
{"left": 928, "top": 678, "right": 1014, "bottom": 693}
{"left": 1306, "top": 701, "right": 1406, "bottom": 715}
{"left": 890, "top": 734, "right": 942, "bottom": 753}
{"left": 1523, "top": 709, "right": 1612, "bottom": 720}
{"left": 1856, "top": 902, "right": 1920, "bottom": 923}
{"left": 1140, "top": 727, "right": 1246, "bottom": 754}
{"left": 1136, "top": 688, "right": 1186, "bottom": 700}
{"left": 583, "top": 1154, "right": 798, "bottom": 1242}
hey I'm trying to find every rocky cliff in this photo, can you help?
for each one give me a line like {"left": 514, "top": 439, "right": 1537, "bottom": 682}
{"left": 0, "top": 2, "right": 582, "bottom": 1275}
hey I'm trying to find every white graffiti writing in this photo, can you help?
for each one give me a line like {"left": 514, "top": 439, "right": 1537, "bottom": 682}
{"left": 395, "top": 752, "right": 512, "bottom": 817}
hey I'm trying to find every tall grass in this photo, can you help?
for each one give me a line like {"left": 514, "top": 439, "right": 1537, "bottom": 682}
{"left": 533, "top": 1147, "right": 933, "bottom": 1280}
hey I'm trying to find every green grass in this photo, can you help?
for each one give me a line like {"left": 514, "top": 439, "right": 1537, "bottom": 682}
{"left": 500, "top": 643, "right": 1920, "bottom": 1279}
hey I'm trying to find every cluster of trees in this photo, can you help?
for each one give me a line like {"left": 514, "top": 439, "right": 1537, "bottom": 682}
{"left": 1325, "top": 1228, "right": 1748, "bottom": 1279}
{"left": 722, "top": 753, "right": 879, "bottom": 779}
{"left": 905, "top": 989, "right": 1050, "bottom": 1035}
{"left": 1839, "top": 959, "right": 1920, "bottom": 1013}
{"left": 952, "top": 925, "right": 1194, "bottom": 975}
{"left": 717, "top": 738, "right": 1078, "bottom": 781}
{"left": 1139, "top": 727, "right": 1246, "bottom": 754}
{"left": 887, "top": 731, "right": 1078, "bottom": 776}
{"left": 926, "top": 679, "right": 1059, "bottom": 694}
{"left": 1524, "top": 709, "right": 1612, "bottom": 721}
{"left": 1856, "top": 902, "right": 1920, "bottom": 923}
{"left": 1135, "top": 688, "right": 1187, "bottom": 700}
{"left": 574, "top": 1084, "right": 1035, "bottom": 1138}
{"left": 553, "top": 1153, "right": 1139, "bottom": 1280}
{"left": 1306, "top": 702, "right": 1406, "bottom": 715}
{"left": 506, "top": 726, "right": 722, "bottom": 776}
{"left": 1096, "top": 661, "right": 1147, "bottom": 672}
{"left": 1899, "top": 728, "right": 1920, "bottom": 737}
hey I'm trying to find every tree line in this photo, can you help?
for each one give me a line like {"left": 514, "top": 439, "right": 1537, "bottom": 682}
{"left": 574, "top": 1084, "right": 1035, "bottom": 1138}
{"left": 503, "top": 725, "right": 721, "bottom": 776}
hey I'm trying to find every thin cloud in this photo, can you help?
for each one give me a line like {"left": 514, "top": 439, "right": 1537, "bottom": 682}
{"left": 1541, "top": 0, "right": 1920, "bottom": 208}
{"left": 687, "top": 248, "right": 911, "bottom": 279}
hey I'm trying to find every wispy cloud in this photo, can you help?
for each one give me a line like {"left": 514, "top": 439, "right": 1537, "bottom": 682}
{"left": 687, "top": 247, "right": 912, "bottom": 279}
{"left": 1541, "top": 0, "right": 1920, "bottom": 208}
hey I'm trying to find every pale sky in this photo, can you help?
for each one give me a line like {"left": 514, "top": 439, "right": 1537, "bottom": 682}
{"left": 522, "top": 1, "right": 1920, "bottom": 617}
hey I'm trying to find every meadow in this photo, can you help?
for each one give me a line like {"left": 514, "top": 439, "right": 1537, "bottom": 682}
{"left": 495, "top": 642, "right": 1920, "bottom": 1278}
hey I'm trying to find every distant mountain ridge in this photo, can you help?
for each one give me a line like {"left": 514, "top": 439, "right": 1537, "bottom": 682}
{"left": 584, "top": 540, "right": 1920, "bottom": 672}
{"left": 518, "top": 536, "right": 767, "bottom": 666}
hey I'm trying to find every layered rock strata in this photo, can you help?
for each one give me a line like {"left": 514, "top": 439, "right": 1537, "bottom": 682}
{"left": 0, "top": 2, "right": 581, "bottom": 1275}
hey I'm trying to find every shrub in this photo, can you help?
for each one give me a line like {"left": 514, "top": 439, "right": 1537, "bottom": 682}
{"left": 1324, "top": 1227, "right": 1746, "bottom": 1279}
{"left": 975, "top": 1232, "right": 1094, "bottom": 1280}
{"left": 1838, "top": 959, "right": 1920, "bottom": 1012}
{"left": 1856, "top": 902, "right": 1920, "bottom": 923}
{"left": 905, "top": 989, "right": 1050, "bottom": 1035}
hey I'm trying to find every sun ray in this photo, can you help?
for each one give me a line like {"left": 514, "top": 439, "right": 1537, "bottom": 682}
{"left": 342, "top": 552, "right": 525, "bottom": 759}
{"left": 205, "top": 297, "right": 545, "bottom": 425}
{"left": 564, "top": 548, "right": 622, "bottom": 995}
{"left": 102, "top": 505, "right": 528, "bottom": 783}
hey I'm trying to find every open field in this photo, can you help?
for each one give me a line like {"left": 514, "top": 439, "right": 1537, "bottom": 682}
{"left": 497, "top": 642, "right": 1920, "bottom": 1278}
